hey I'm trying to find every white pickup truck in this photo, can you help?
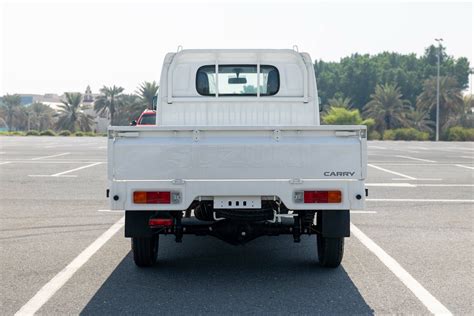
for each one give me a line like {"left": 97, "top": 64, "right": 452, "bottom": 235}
{"left": 108, "top": 49, "right": 367, "bottom": 268}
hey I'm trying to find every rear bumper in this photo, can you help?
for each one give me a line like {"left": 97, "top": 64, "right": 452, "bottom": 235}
{"left": 109, "top": 179, "right": 365, "bottom": 211}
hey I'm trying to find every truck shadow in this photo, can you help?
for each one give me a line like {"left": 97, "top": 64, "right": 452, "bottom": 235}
{"left": 81, "top": 236, "right": 374, "bottom": 315}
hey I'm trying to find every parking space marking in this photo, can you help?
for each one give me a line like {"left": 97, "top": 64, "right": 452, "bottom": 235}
{"left": 368, "top": 164, "right": 417, "bottom": 180}
{"left": 98, "top": 209, "right": 124, "bottom": 213}
{"left": 368, "top": 145, "right": 387, "bottom": 149}
{"left": 460, "top": 156, "right": 473, "bottom": 159}
{"left": 350, "top": 223, "right": 452, "bottom": 315}
{"left": 366, "top": 183, "right": 415, "bottom": 187}
{"left": 454, "top": 164, "right": 474, "bottom": 170}
{"left": 51, "top": 162, "right": 103, "bottom": 176}
{"left": 0, "top": 161, "right": 11, "bottom": 165}
{"left": 367, "top": 198, "right": 474, "bottom": 203}
{"left": 392, "top": 178, "right": 442, "bottom": 181}
{"left": 31, "top": 152, "right": 70, "bottom": 160}
{"left": 28, "top": 162, "right": 103, "bottom": 177}
{"left": 29, "top": 175, "right": 77, "bottom": 178}
{"left": 350, "top": 210, "right": 377, "bottom": 214}
{"left": 366, "top": 183, "right": 473, "bottom": 187}
{"left": 416, "top": 184, "right": 474, "bottom": 187}
{"left": 14, "top": 216, "right": 125, "bottom": 316}
{"left": 396, "top": 155, "right": 436, "bottom": 163}
{"left": 395, "top": 149, "right": 420, "bottom": 154}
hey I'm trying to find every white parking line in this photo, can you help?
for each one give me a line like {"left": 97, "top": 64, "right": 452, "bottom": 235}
{"left": 351, "top": 223, "right": 452, "bottom": 316}
{"left": 365, "top": 183, "right": 415, "bottom": 187}
{"left": 366, "top": 183, "right": 473, "bottom": 187}
{"left": 368, "top": 164, "right": 417, "bottom": 180}
{"left": 350, "top": 211, "right": 377, "bottom": 214}
{"left": 29, "top": 175, "right": 77, "bottom": 178}
{"left": 367, "top": 198, "right": 474, "bottom": 203}
{"left": 97, "top": 209, "right": 124, "bottom": 213}
{"left": 396, "top": 155, "right": 436, "bottom": 163}
{"left": 460, "top": 156, "right": 473, "bottom": 159}
{"left": 454, "top": 164, "right": 474, "bottom": 170}
{"left": 31, "top": 152, "right": 70, "bottom": 160}
{"left": 0, "top": 161, "right": 11, "bottom": 165}
{"left": 51, "top": 162, "right": 102, "bottom": 176}
{"left": 392, "top": 178, "right": 442, "bottom": 181}
{"left": 14, "top": 217, "right": 125, "bottom": 316}
{"left": 368, "top": 145, "right": 387, "bottom": 149}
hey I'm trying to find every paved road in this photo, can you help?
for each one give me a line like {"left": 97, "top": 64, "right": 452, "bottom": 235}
{"left": 0, "top": 137, "right": 472, "bottom": 315}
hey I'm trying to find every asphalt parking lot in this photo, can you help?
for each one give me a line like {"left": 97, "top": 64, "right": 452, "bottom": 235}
{"left": 0, "top": 136, "right": 472, "bottom": 315}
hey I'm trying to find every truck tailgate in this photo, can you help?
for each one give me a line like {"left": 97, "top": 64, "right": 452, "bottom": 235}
{"left": 108, "top": 126, "right": 367, "bottom": 211}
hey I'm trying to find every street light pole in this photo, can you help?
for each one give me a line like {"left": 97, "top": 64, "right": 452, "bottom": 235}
{"left": 435, "top": 38, "right": 443, "bottom": 141}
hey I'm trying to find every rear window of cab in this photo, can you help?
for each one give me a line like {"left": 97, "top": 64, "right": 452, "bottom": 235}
{"left": 196, "top": 65, "right": 279, "bottom": 96}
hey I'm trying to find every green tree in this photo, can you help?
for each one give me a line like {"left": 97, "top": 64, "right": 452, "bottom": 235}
{"left": 459, "top": 95, "right": 474, "bottom": 128}
{"left": 363, "top": 83, "right": 412, "bottom": 134}
{"left": 323, "top": 96, "right": 353, "bottom": 113}
{"left": 408, "top": 109, "right": 434, "bottom": 133}
{"left": 56, "top": 92, "right": 93, "bottom": 132}
{"left": 416, "top": 76, "right": 464, "bottom": 132}
{"left": 115, "top": 94, "right": 145, "bottom": 126}
{"left": 94, "top": 85, "right": 125, "bottom": 125}
{"left": 136, "top": 81, "right": 159, "bottom": 109}
{"left": 323, "top": 107, "right": 363, "bottom": 125}
{"left": 314, "top": 45, "right": 470, "bottom": 110}
{"left": 27, "top": 102, "right": 55, "bottom": 131}
{"left": 1, "top": 94, "right": 21, "bottom": 131}
{"left": 322, "top": 106, "right": 374, "bottom": 128}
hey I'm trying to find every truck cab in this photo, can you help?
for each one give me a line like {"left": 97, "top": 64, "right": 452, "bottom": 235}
{"left": 108, "top": 49, "right": 367, "bottom": 268}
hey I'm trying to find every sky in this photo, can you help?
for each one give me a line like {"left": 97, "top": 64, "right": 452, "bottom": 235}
{"left": 1, "top": 0, "right": 473, "bottom": 95}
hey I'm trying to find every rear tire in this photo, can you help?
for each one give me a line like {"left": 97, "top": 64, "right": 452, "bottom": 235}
{"left": 316, "top": 211, "right": 344, "bottom": 268}
{"left": 317, "top": 235, "right": 344, "bottom": 268}
{"left": 132, "top": 235, "right": 159, "bottom": 267}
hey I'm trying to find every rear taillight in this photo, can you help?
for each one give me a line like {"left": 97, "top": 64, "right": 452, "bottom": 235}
{"left": 133, "top": 191, "right": 181, "bottom": 204}
{"left": 149, "top": 218, "right": 174, "bottom": 227}
{"left": 294, "top": 190, "right": 342, "bottom": 203}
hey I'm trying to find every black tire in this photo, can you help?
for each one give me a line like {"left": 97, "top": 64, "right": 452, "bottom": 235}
{"left": 316, "top": 211, "right": 344, "bottom": 268}
{"left": 317, "top": 235, "right": 344, "bottom": 268}
{"left": 132, "top": 235, "right": 159, "bottom": 267}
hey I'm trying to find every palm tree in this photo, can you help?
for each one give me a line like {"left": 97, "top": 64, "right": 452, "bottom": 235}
{"left": 136, "top": 81, "right": 159, "bottom": 109}
{"left": 327, "top": 96, "right": 352, "bottom": 109}
{"left": 363, "top": 83, "right": 411, "bottom": 134}
{"left": 115, "top": 94, "right": 145, "bottom": 126}
{"left": 94, "top": 85, "right": 125, "bottom": 125}
{"left": 28, "top": 102, "right": 55, "bottom": 131}
{"left": 408, "top": 109, "right": 435, "bottom": 133}
{"left": 56, "top": 92, "right": 93, "bottom": 132}
{"left": 416, "top": 76, "right": 464, "bottom": 131}
{"left": 1, "top": 94, "right": 21, "bottom": 131}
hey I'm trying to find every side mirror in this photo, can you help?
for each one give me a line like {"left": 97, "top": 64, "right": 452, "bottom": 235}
{"left": 152, "top": 96, "right": 158, "bottom": 110}
{"left": 130, "top": 120, "right": 137, "bottom": 126}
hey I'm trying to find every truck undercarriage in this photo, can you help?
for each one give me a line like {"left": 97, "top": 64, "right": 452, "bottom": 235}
{"left": 125, "top": 204, "right": 350, "bottom": 268}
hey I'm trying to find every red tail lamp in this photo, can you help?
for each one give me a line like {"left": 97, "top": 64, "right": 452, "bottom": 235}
{"left": 133, "top": 191, "right": 172, "bottom": 204}
{"left": 294, "top": 190, "right": 342, "bottom": 203}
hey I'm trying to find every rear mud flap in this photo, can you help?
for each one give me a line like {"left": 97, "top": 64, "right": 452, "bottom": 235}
{"left": 320, "top": 210, "right": 350, "bottom": 238}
